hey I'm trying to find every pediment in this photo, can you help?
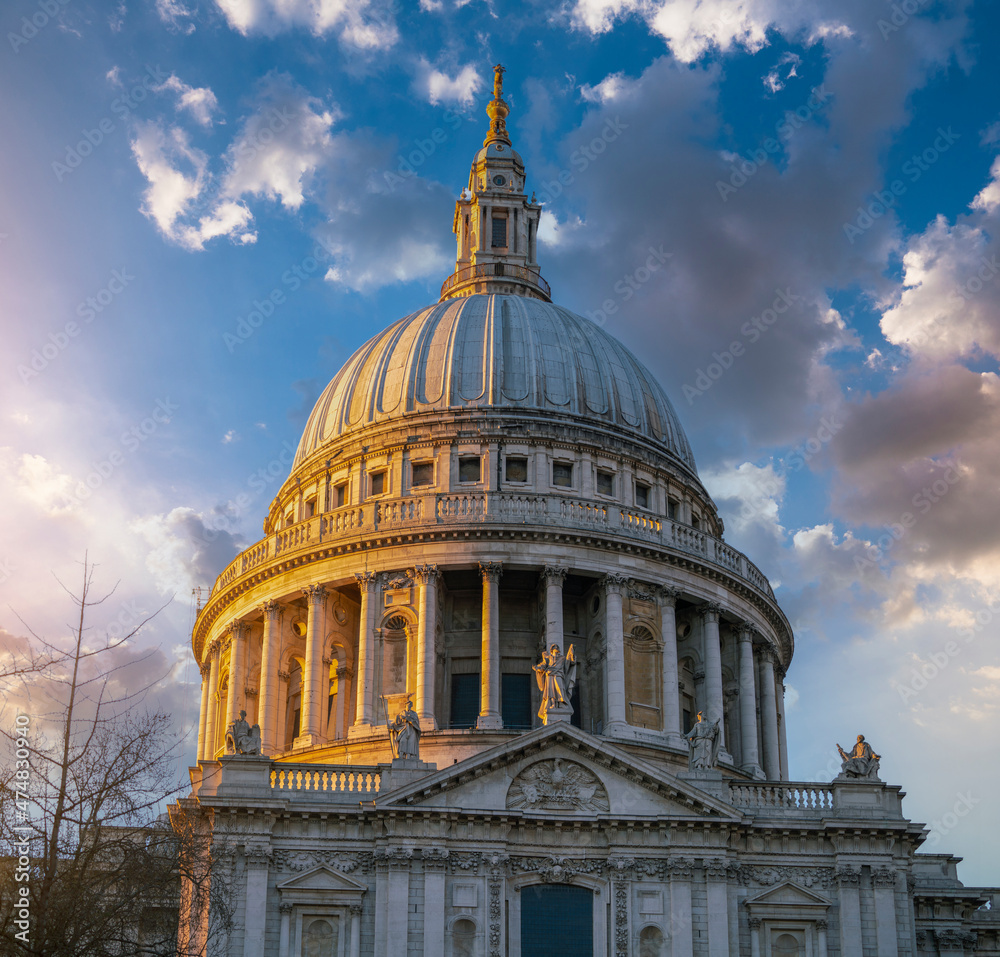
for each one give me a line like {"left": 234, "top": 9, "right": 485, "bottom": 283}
{"left": 378, "top": 724, "right": 741, "bottom": 821}
{"left": 746, "top": 881, "right": 831, "bottom": 908}
{"left": 277, "top": 864, "right": 367, "bottom": 893}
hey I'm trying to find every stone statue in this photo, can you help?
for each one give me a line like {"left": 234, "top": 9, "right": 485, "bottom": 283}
{"left": 533, "top": 643, "right": 577, "bottom": 724}
{"left": 685, "top": 711, "right": 721, "bottom": 770}
{"left": 226, "top": 709, "right": 262, "bottom": 755}
{"left": 390, "top": 697, "right": 421, "bottom": 760}
{"left": 837, "top": 734, "right": 881, "bottom": 780}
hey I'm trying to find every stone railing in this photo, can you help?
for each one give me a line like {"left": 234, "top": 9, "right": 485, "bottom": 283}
{"left": 730, "top": 782, "right": 834, "bottom": 810}
{"left": 271, "top": 764, "right": 381, "bottom": 796}
{"left": 209, "top": 492, "right": 775, "bottom": 600}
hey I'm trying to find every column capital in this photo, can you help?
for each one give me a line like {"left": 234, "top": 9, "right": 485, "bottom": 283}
{"left": 355, "top": 571, "right": 378, "bottom": 590}
{"left": 655, "top": 585, "right": 679, "bottom": 607}
{"left": 700, "top": 602, "right": 723, "bottom": 623}
{"left": 413, "top": 563, "right": 440, "bottom": 584}
{"left": 229, "top": 619, "right": 249, "bottom": 640}
{"left": 280, "top": 902, "right": 293, "bottom": 915}
{"left": 737, "top": 621, "right": 756, "bottom": 643}
{"left": 199, "top": 661, "right": 212, "bottom": 678}
{"left": 262, "top": 599, "right": 283, "bottom": 622}
{"left": 759, "top": 645, "right": 777, "bottom": 666}
{"left": 748, "top": 917, "right": 762, "bottom": 930}
{"left": 479, "top": 561, "right": 503, "bottom": 582}
{"left": 305, "top": 583, "right": 327, "bottom": 604}
{"left": 350, "top": 903, "right": 364, "bottom": 916}
{"left": 541, "top": 565, "right": 568, "bottom": 585}
{"left": 602, "top": 573, "right": 628, "bottom": 593}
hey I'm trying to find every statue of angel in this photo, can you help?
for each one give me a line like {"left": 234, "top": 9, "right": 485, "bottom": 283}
{"left": 533, "top": 643, "right": 577, "bottom": 723}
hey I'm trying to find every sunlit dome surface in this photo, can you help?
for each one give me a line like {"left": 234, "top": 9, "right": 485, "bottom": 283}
{"left": 294, "top": 293, "right": 697, "bottom": 472}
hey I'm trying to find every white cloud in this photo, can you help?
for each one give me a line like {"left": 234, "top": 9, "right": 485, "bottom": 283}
{"left": 580, "top": 71, "right": 630, "bottom": 104}
{"left": 131, "top": 122, "right": 208, "bottom": 241}
{"left": 702, "top": 460, "right": 786, "bottom": 539}
{"left": 156, "top": 75, "right": 220, "bottom": 127}
{"left": 213, "top": 0, "right": 398, "bottom": 49}
{"left": 10, "top": 452, "right": 78, "bottom": 517}
{"left": 971, "top": 155, "right": 1000, "bottom": 214}
{"left": 414, "top": 60, "right": 483, "bottom": 108}
{"left": 156, "top": 0, "right": 197, "bottom": 32}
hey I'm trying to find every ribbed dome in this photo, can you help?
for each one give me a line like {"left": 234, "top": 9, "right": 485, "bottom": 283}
{"left": 295, "top": 294, "right": 696, "bottom": 472}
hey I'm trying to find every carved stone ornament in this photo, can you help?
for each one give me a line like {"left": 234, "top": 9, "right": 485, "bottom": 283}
{"left": 506, "top": 759, "right": 610, "bottom": 812}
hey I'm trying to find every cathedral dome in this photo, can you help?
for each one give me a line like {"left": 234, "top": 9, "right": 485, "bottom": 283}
{"left": 294, "top": 293, "right": 697, "bottom": 474}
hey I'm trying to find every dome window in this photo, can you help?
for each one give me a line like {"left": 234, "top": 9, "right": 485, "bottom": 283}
{"left": 492, "top": 174, "right": 506, "bottom": 186}
{"left": 491, "top": 216, "right": 507, "bottom": 248}
{"left": 412, "top": 462, "right": 434, "bottom": 487}
{"left": 304, "top": 497, "right": 316, "bottom": 518}
{"left": 370, "top": 471, "right": 385, "bottom": 496}
{"left": 667, "top": 498, "right": 678, "bottom": 520}
{"left": 335, "top": 482, "right": 347, "bottom": 507}
{"left": 635, "top": 482, "right": 650, "bottom": 509}
{"left": 596, "top": 470, "right": 614, "bottom": 497}
{"left": 552, "top": 461, "right": 573, "bottom": 488}
{"left": 505, "top": 456, "right": 528, "bottom": 483}
{"left": 458, "top": 456, "right": 481, "bottom": 483}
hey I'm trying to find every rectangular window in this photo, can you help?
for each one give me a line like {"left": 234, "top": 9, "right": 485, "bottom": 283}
{"left": 552, "top": 462, "right": 573, "bottom": 488}
{"left": 336, "top": 483, "right": 347, "bottom": 507}
{"left": 667, "top": 499, "right": 677, "bottom": 520}
{"left": 682, "top": 709, "right": 692, "bottom": 734}
{"left": 505, "top": 456, "right": 528, "bottom": 483}
{"left": 692, "top": 514, "right": 701, "bottom": 529}
{"left": 501, "top": 673, "right": 533, "bottom": 730}
{"left": 284, "top": 511, "right": 294, "bottom": 527}
{"left": 492, "top": 216, "right": 507, "bottom": 247}
{"left": 450, "top": 673, "right": 480, "bottom": 729}
{"left": 459, "top": 456, "right": 481, "bottom": 483}
{"left": 596, "top": 470, "right": 614, "bottom": 496}
{"left": 635, "top": 482, "right": 650, "bottom": 509}
{"left": 370, "top": 471, "right": 385, "bottom": 495}
{"left": 305, "top": 497, "right": 316, "bottom": 518}
{"left": 412, "top": 462, "right": 433, "bottom": 487}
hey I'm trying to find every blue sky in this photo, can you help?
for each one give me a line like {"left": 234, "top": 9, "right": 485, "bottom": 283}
{"left": 2, "top": 0, "right": 999, "bottom": 883}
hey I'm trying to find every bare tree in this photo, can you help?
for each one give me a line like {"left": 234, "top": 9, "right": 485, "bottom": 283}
{"left": 0, "top": 558, "right": 233, "bottom": 957}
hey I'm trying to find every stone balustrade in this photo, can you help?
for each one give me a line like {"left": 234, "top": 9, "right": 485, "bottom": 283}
{"left": 270, "top": 764, "right": 382, "bottom": 797}
{"left": 730, "top": 782, "right": 834, "bottom": 810}
{"left": 208, "top": 493, "right": 775, "bottom": 600}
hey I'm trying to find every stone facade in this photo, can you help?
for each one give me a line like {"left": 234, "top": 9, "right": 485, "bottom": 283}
{"left": 172, "top": 67, "right": 1000, "bottom": 957}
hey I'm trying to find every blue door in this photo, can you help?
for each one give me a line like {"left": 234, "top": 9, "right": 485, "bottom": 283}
{"left": 520, "top": 884, "right": 593, "bottom": 957}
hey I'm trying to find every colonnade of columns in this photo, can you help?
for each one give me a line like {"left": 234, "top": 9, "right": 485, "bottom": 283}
{"left": 197, "top": 565, "right": 788, "bottom": 779}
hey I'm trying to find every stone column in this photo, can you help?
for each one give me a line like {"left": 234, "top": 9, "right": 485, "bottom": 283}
{"left": 603, "top": 575, "right": 628, "bottom": 732}
{"left": 873, "top": 867, "right": 900, "bottom": 957}
{"left": 422, "top": 851, "right": 448, "bottom": 956}
{"left": 668, "top": 858, "right": 693, "bottom": 957}
{"left": 339, "top": 665, "right": 353, "bottom": 738}
{"left": 737, "top": 624, "right": 763, "bottom": 778}
{"left": 477, "top": 562, "right": 503, "bottom": 729}
{"left": 226, "top": 620, "right": 249, "bottom": 729}
{"left": 700, "top": 604, "right": 731, "bottom": 761}
{"left": 836, "top": 866, "right": 863, "bottom": 957}
{"left": 776, "top": 669, "right": 789, "bottom": 780}
{"left": 205, "top": 643, "right": 221, "bottom": 759}
{"left": 415, "top": 564, "right": 440, "bottom": 730}
{"left": 259, "top": 600, "right": 282, "bottom": 755}
{"left": 242, "top": 848, "right": 270, "bottom": 957}
{"left": 656, "top": 586, "right": 684, "bottom": 746}
{"left": 748, "top": 917, "right": 762, "bottom": 957}
{"left": 817, "top": 919, "right": 828, "bottom": 957}
{"left": 759, "top": 648, "right": 781, "bottom": 779}
{"left": 542, "top": 565, "right": 567, "bottom": 653}
{"left": 354, "top": 572, "right": 378, "bottom": 728}
{"left": 705, "top": 860, "right": 731, "bottom": 957}
{"left": 300, "top": 585, "right": 327, "bottom": 744}
{"left": 277, "top": 903, "right": 292, "bottom": 957}
{"left": 349, "top": 904, "right": 362, "bottom": 957}
{"left": 196, "top": 662, "right": 211, "bottom": 761}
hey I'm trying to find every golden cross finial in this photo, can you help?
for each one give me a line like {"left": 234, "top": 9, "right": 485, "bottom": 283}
{"left": 493, "top": 64, "right": 505, "bottom": 101}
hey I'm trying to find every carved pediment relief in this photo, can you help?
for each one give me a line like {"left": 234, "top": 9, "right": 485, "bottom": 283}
{"left": 277, "top": 864, "right": 368, "bottom": 893}
{"left": 506, "top": 758, "right": 610, "bottom": 812}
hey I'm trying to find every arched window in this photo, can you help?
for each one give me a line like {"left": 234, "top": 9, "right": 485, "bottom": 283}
{"left": 451, "top": 918, "right": 476, "bottom": 957}
{"left": 381, "top": 615, "right": 410, "bottom": 697}
{"left": 773, "top": 932, "right": 802, "bottom": 956}
{"left": 303, "top": 917, "right": 337, "bottom": 957}
{"left": 639, "top": 926, "right": 665, "bottom": 957}
{"left": 625, "top": 626, "right": 662, "bottom": 729}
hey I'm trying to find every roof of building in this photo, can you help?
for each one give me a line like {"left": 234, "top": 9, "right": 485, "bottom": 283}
{"left": 294, "top": 293, "right": 697, "bottom": 472}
